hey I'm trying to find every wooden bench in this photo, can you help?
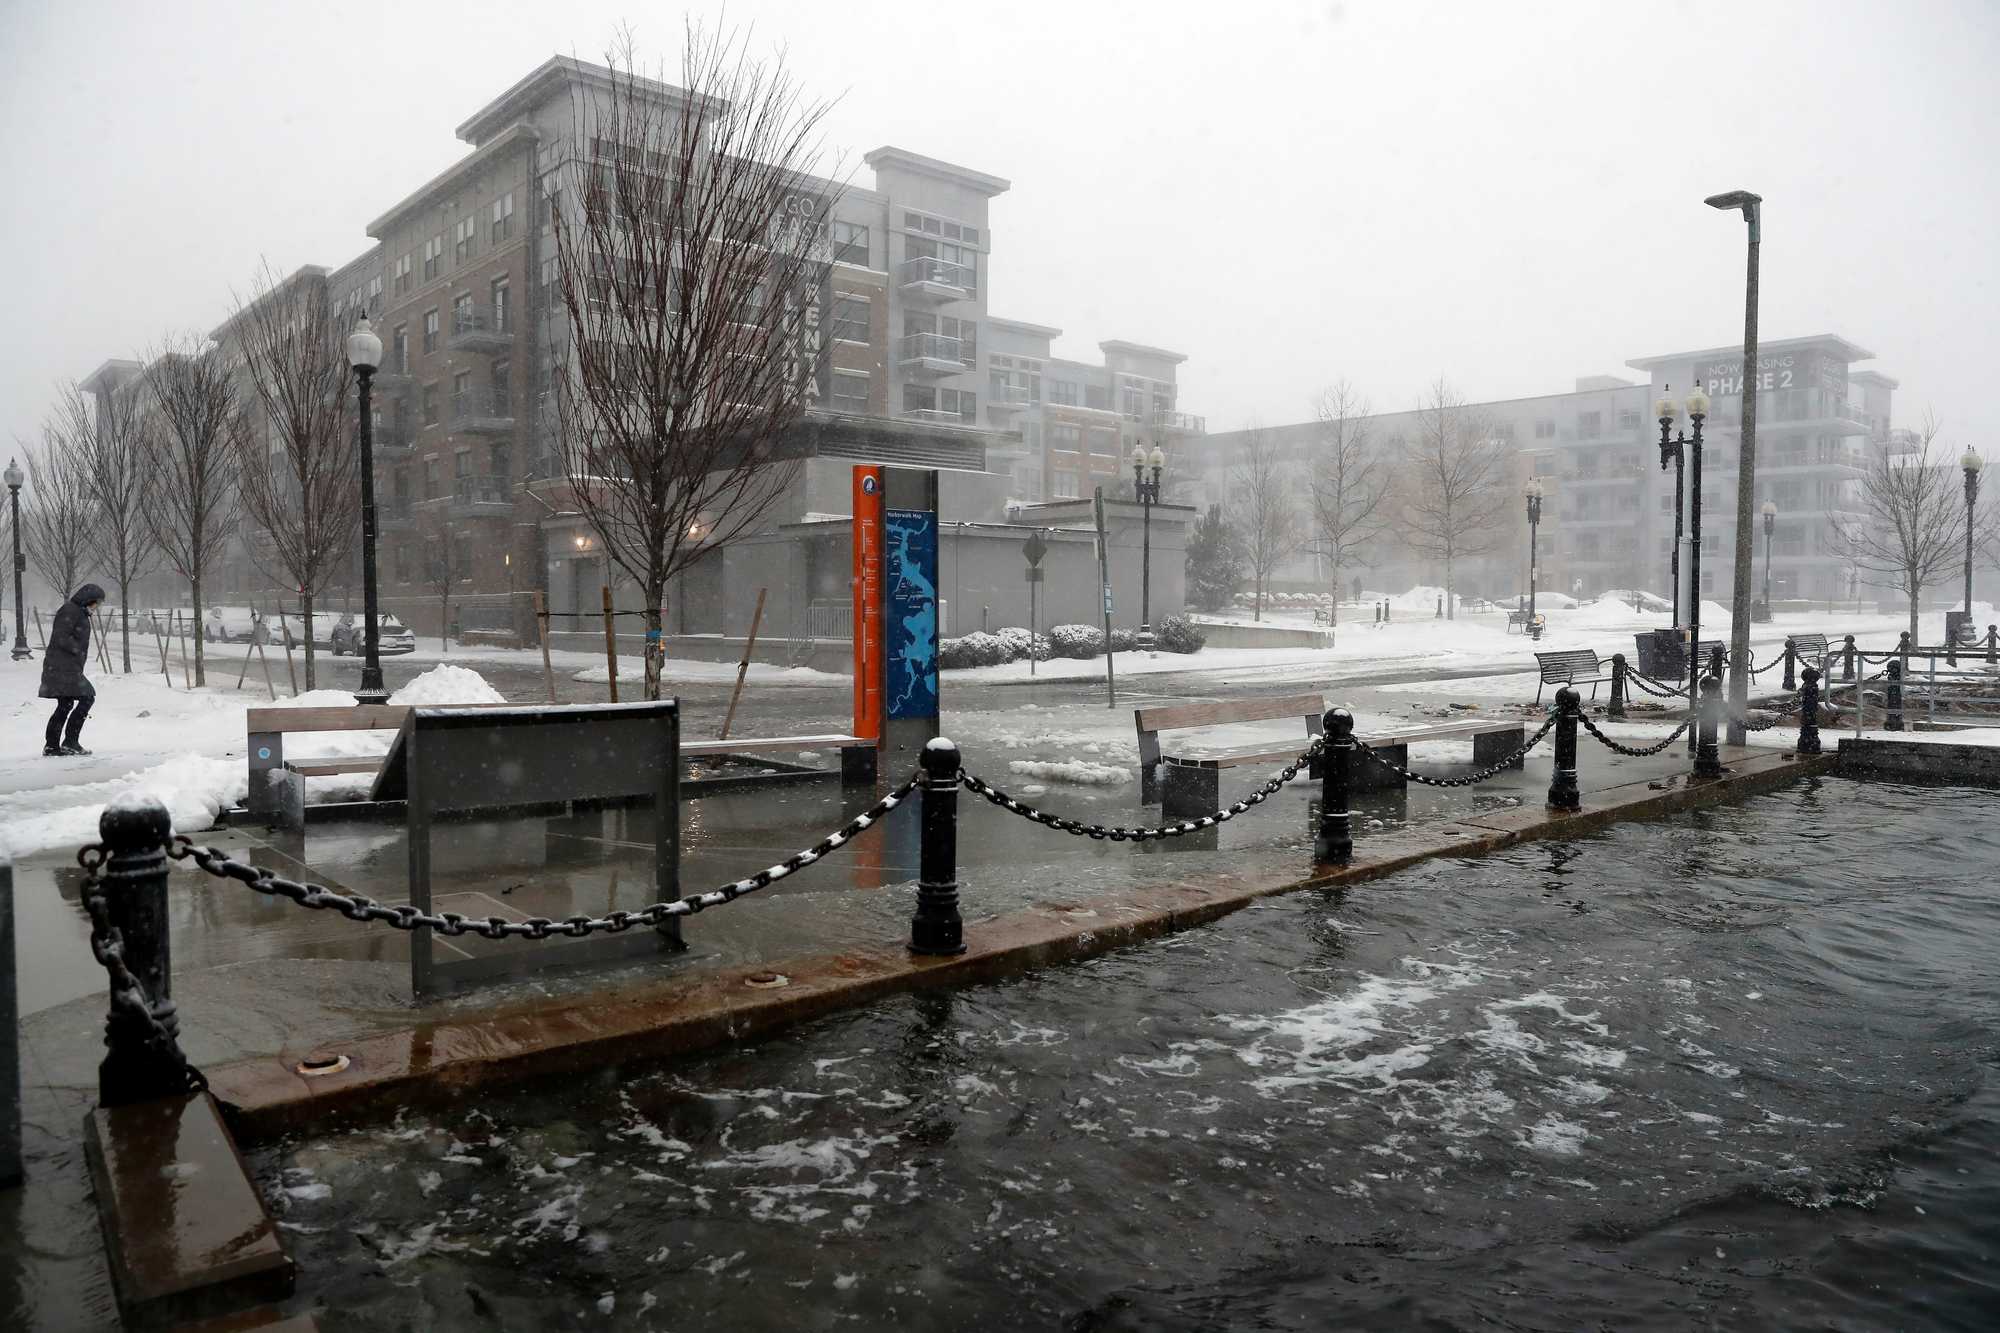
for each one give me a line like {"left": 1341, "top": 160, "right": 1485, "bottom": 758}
{"left": 1506, "top": 609, "right": 1530, "bottom": 633}
{"left": 1136, "top": 693, "right": 1325, "bottom": 807}
{"left": 1533, "top": 649, "right": 1613, "bottom": 703}
{"left": 1346, "top": 718, "right": 1530, "bottom": 793}
{"left": 246, "top": 705, "right": 877, "bottom": 826}
{"left": 1789, "top": 632, "right": 1830, "bottom": 667}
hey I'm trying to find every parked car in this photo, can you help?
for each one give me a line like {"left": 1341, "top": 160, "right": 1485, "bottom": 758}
{"left": 330, "top": 613, "right": 417, "bottom": 656}
{"left": 201, "top": 605, "right": 265, "bottom": 643}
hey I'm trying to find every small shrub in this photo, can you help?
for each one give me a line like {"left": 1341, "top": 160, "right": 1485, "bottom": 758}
{"left": 938, "top": 635, "right": 980, "bottom": 670}
{"left": 1109, "top": 626, "right": 1139, "bottom": 653}
{"left": 938, "top": 631, "right": 1011, "bottom": 669}
{"left": 995, "top": 626, "right": 1052, "bottom": 662}
{"left": 1048, "top": 623, "right": 1104, "bottom": 659}
{"left": 1156, "top": 614, "right": 1206, "bottom": 654}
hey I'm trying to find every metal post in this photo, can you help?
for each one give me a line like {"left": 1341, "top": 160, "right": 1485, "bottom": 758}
{"left": 1723, "top": 195, "right": 1763, "bottom": 748}
{"left": 1694, "top": 674, "right": 1724, "bottom": 778}
{"left": 909, "top": 738, "right": 965, "bottom": 955}
{"left": 1315, "top": 707, "right": 1354, "bottom": 864}
{"left": 355, "top": 365, "right": 387, "bottom": 704}
{"left": 1546, "top": 687, "right": 1581, "bottom": 811}
{"left": 1843, "top": 633, "right": 1856, "bottom": 682}
{"left": 1, "top": 859, "right": 18, "bottom": 1186}
{"left": 1608, "top": 653, "right": 1628, "bottom": 720}
{"left": 1526, "top": 483, "right": 1542, "bottom": 641}
{"left": 94, "top": 796, "right": 187, "bottom": 1107}
{"left": 1669, "top": 447, "right": 1685, "bottom": 628}
{"left": 5, "top": 464, "right": 29, "bottom": 661}
{"left": 1988, "top": 624, "right": 1997, "bottom": 667}
{"left": 1797, "top": 665, "right": 1821, "bottom": 755}
{"left": 1782, "top": 636, "right": 1797, "bottom": 692}
{"left": 1885, "top": 660, "right": 1904, "bottom": 732}
{"left": 1686, "top": 409, "right": 1707, "bottom": 757}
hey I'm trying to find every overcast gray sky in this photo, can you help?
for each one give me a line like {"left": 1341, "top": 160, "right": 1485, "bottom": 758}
{"left": 5, "top": 0, "right": 1996, "bottom": 446}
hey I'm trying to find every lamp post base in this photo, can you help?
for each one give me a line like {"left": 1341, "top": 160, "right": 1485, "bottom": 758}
{"left": 1137, "top": 623, "right": 1155, "bottom": 653}
{"left": 356, "top": 663, "right": 387, "bottom": 706}
{"left": 10, "top": 644, "right": 30, "bottom": 661}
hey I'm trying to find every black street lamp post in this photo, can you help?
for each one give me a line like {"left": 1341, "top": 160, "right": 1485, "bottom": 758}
{"left": 1760, "top": 499, "right": 1777, "bottom": 620}
{"left": 1658, "top": 386, "right": 1711, "bottom": 754}
{"left": 346, "top": 318, "right": 388, "bottom": 704}
{"left": 1524, "top": 477, "right": 1543, "bottom": 641}
{"left": 5, "top": 458, "right": 30, "bottom": 661}
{"left": 1660, "top": 420, "right": 1686, "bottom": 627}
{"left": 1963, "top": 449, "right": 1983, "bottom": 624}
{"left": 1130, "top": 442, "right": 1165, "bottom": 651}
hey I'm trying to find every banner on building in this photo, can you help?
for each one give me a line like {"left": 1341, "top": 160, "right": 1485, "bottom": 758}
{"left": 884, "top": 507, "right": 939, "bottom": 721}
{"left": 852, "top": 466, "right": 883, "bottom": 739}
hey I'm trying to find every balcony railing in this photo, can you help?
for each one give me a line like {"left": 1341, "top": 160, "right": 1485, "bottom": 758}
{"left": 1151, "top": 409, "right": 1206, "bottom": 434}
{"left": 379, "top": 497, "right": 415, "bottom": 528}
{"left": 450, "top": 474, "right": 513, "bottom": 511}
{"left": 896, "top": 332, "right": 967, "bottom": 370}
{"left": 989, "top": 384, "right": 1036, "bottom": 408}
{"left": 452, "top": 392, "right": 516, "bottom": 432}
{"left": 447, "top": 303, "right": 515, "bottom": 350}
{"left": 898, "top": 255, "right": 975, "bottom": 296}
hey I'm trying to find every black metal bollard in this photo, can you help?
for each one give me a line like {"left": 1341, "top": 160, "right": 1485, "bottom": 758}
{"left": 1708, "top": 643, "right": 1728, "bottom": 681}
{"left": 1782, "top": 636, "right": 1797, "bottom": 692}
{"left": 1435, "top": 595, "right": 1443, "bottom": 618}
{"left": 1383, "top": 600, "right": 1391, "bottom": 624}
{"left": 909, "top": 738, "right": 966, "bottom": 956}
{"left": 1885, "top": 660, "right": 1904, "bottom": 733}
{"left": 1373, "top": 602, "right": 1381, "bottom": 625}
{"left": 1988, "top": 624, "right": 1998, "bottom": 666}
{"left": 1608, "top": 653, "right": 1628, "bottom": 720}
{"left": 1694, "top": 675, "right": 1724, "bottom": 778}
{"left": 1843, "top": 634, "right": 1856, "bottom": 682}
{"left": 1797, "top": 665, "right": 1822, "bottom": 754}
{"left": 1546, "top": 687, "right": 1581, "bottom": 811}
{"left": 1314, "top": 707, "right": 1354, "bottom": 864}
{"left": 95, "top": 795, "right": 187, "bottom": 1107}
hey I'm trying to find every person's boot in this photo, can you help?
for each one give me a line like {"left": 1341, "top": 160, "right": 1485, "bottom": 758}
{"left": 43, "top": 743, "right": 61, "bottom": 757}
{"left": 59, "top": 741, "right": 91, "bottom": 756}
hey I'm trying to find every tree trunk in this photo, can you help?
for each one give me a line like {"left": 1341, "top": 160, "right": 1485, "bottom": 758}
{"left": 117, "top": 580, "right": 132, "bottom": 672}
{"left": 301, "top": 596, "right": 316, "bottom": 690}
{"left": 441, "top": 593, "right": 450, "bottom": 652}
{"left": 190, "top": 576, "right": 206, "bottom": 686}
{"left": 643, "top": 588, "right": 666, "bottom": 701}
{"left": 1328, "top": 561, "right": 1339, "bottom": 626}
{"left": 1908, "top": 584, "right": 1920, "bottom": 644}
{"left": 1445, "top": 556, "right": 1456, "bottom": 620}
{"left": 1253, "top": 573, "right": 1264, "bottom": 622}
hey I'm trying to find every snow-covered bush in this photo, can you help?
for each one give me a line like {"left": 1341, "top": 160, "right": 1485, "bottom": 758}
{"left": 1047, "top": 623, "right": 1104, "bottom": 659}
{"left": 994, "top": 626, "right": 1051, "bottom": 661}
{"left": 939, "top": 631, "right": 1012, "bottom": 670}
{"left": 1156, "top": 614, "right": 1206, "bottom": 655}
{"left": 1109, "top": 626, "right": 1139, "bottom": 652}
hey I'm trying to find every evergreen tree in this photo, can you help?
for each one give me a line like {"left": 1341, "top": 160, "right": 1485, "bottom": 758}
{"left": 1184, "top": 503, "right": 1245, "bottom": 612}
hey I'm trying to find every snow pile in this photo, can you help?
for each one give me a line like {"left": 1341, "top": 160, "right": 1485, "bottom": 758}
{"left": 1006, "top": 758, "right": 1131, "bottom": 786}
{"left": 1595, "top": 589, "right": 1672, "bottom": 613}
{"left": 1563, "top": 599, "right": 1670, "bottom": 629}
{"left": 389, "top": 664, "right": 507, "bottom": 705}
{"left": 0, "top": 755, "right": 246, "bottom": 860}
{"left": 270, "top": 688, "right": 360, "bottom": 709}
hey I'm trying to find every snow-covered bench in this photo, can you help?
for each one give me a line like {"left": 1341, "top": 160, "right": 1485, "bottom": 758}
{"left": 1135, "top": 693, "right": 1327, "bottom": 807}
{"left": 1345, "top": 719, "right": 1528, "bottom": 794}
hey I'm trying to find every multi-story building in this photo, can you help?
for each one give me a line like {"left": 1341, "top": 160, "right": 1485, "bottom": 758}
{"left": 1185, "top": 333, "right": 1899, "bottom": 609}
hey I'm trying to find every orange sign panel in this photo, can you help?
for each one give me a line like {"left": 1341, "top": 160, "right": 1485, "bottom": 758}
{"left": 852, "top": 466, "right": 883, "bottom": 739}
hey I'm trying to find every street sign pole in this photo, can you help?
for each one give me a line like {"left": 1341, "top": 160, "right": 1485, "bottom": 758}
{"left": 1094, "top": 488, "right": 1116, "bottom": 708}
{"left": 1022, "top": 529, "right": 1047, "bottom": 679}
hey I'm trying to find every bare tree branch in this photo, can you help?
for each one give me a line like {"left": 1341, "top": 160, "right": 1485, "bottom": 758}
{"left": 549, "top": 21, "right": 843, "bottom": 698}
{"left": 1828, "top": 412, "right": 1966, "bottom": 641}
{"left": 69, "top": 377, "right": 159, "bottom": 671}
{"left": 1305, "top": 380, "right": 1389, "bottom": 627}
{"left": 1399, "top": 376, "right": 1508, "bottom": 618}
{"left": 21, "top": 399, "right": 101, "bottom": 608}
{"left": 140, "top": 335, "right": 243, "bottom": 687}
{"left": 227, "top": 261, "right": 359, "bottom": 688}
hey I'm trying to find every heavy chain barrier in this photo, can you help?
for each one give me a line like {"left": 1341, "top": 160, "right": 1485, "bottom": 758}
{"left": 1578, "top": 713, "right": 1694, "bottom": 757}
{"left": 1627, "top": 669, "right": 1691, "bottom": 700}
{"left": 1744, "top": 651, "right": 1785, "bottom": 676}
{"left": 961, "top": 739, "right": 1323, "bottom": 840}
{"left": 1353, "top": 714, "right": 1557, "bottom": 788}
{"left": 159, "top": 772, "right": 921, "bottom": 936}
{"left": 76, "top": 846, "right": 209, "bottom": 1096}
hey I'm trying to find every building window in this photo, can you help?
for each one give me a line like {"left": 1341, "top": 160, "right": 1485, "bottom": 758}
{"left": 540, "top": 179, "right": 561, "bottom": 231}
{"left": 1577, "top": 411, "right": 1602, "bottom": 438}
{"left": 453, "top": 217, "right": 476, "bottom": 264}
{"left": 1535, "top": 419, "right": 1556, "bottom": 439}
{"left": 493, "top": 358, "right": 511, "bottom": 411}
{"left": 454, "top": 447, "right": 474, "bottom": 478}
{"left": 452, "top": 292, "right": 473, "bottom": 337}
{"left": 830, "top": 220, "right": 869, "bottom": 266}
{"left": 490, "top": 442, "right": 511, "bottom": 480}
{"left": 541, "top": 257, "right": 558, "bottom": 302}
{"left": 1618, "top": 408, "right": 1641, "bottom": 430}
{"left": 391, "top": 325, "right": 407, "bottom": 374}
{"left": 394, "top": 544, "right": 411, "bottom": 583}
{"left": 1052, "top": 471, "right": 1079, "bottom": 499}
{"left": 394, "top": 254, "right": 412, "bottom": 294}
{"left": 831, "top": 295, "right": 869, "bottom": 343}
{"left": 422, "top": 308, "right": 439, "bottom": 354}
{"left": 901, "top": 209, "right": 978, "bottom": 243}
{"left": 832, "top": 371, "right": 869, "bottom": 414}
{"left": 454, "top": 536, "right": 473, "bottom": 580}
{"left": 940, "top": 315, "right": 976, "bottom": 366}
{"left": 1050, "top": 424, "right": 1083, "bottom": 450}
{"left": 421, "top": 383, "right": 438, "bottom": 426}
{"left": 423, "top": 235, "right": 443, "bottom": 281}
{"left": 491, "top": 192, "right": 515, "bottom": 243}
{"left": 422, "top": 456, "right": 439, "bottom": 498}
{"left": 1049, "top": 380, "right": 1079, "bottom": 407}
{"left": 491, "top": 278, "right": 510, "bottom": 332}
{"left": 902, "top": 384, "right": 977, "bottom": 422}
{"left": 1085, "top": 385, "right": 1111, "bottom": 411}
{"left": 453, "top": 370, "right": 472, "bottom": 414}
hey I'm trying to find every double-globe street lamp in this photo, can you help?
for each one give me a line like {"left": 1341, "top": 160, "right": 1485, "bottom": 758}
{"left": 1523, "top": 477, "right": 1544, "bottom": 641}
{"left": 1760, "top": 499, "right": 1777, "bottom": 620}
{"left": 1962, "top": 448, "right": 1983, "bottom": 657}
{"left": 345, "top": 317, "right": 388, "bottom": 704}
{"left": 1130, "top": 442, "right": 1165, "bottom": 651}
{"left": 5, "top": 458, "right": 30, "bottom": 661}
{"left": 1657, "top": 385, "right": 1712, "bottom": 754}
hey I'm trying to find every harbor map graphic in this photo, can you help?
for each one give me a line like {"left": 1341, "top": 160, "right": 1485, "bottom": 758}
{"left": 885, "top": 508, "right": 938, "bottom": 719}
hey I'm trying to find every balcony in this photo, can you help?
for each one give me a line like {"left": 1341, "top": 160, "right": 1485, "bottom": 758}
{"left": 897, "top": 255, "right": 975, "bottom": 303}
{"left": 452, "top": 391, "right": 517, "bottom": 434}
{"left": 987, "top": 384, "right": 1036, "bottom": 414}
{"left": 1151, "top": 409, "right": 1206, "bottom": 435}
{"left": 446, "top": 303, "right": 515, "bottom": 352}
{"left": 901, "top": 407, "right": 973, "bottom": 427}
{"left": 896, "top": 332, "right": 968, "bottom": 377}
{"left": 448, "top": 474, "right": 514, "bottom": 517}
{"left": 369, "top": 421, "right": 415, "bottom": 455}
{"left": 372, "top": 357, "right": 415, "bottom": 389}
{"left": 378, "top": 497, "right": 415, "bottom": 531}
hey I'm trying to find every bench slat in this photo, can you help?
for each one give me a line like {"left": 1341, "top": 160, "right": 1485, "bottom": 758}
{"left": 1134, "top": 693, "right": 1325, "bottom": 733}
{"left": 286, "top": 760, "right": 382, "bottom": 776}
{"left": 1361, "top": 720, "right": 1522, "bottom": 744}
{"left": 245, "top": 702, "right": 518, "bottom": 734}
{"left": 681, "top": 734, "right": 868, "bottom": 756}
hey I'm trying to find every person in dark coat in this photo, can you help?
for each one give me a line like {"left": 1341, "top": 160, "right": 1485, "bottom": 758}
{"left": 39, "top": 583, "right": 104, "bottom": 756}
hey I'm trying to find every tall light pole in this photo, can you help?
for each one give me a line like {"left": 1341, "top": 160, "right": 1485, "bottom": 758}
{"left": 1963, "top": 448, "right": 1983, "bottom": 639}
{"left": 5, "top": 458, "right": 30, "bottom": 661}
{"left": 1707, "top": 188, "right": 1762, "bottom": 744}
{"left": 1760, "top": 499, "right": 1777, "bottom": 618}
{"left": 1524, "top": 477, "right": 1544, "bottom": 641}
{"left": 1659, "top": 386, "right": 1711, "bottom": 754}
{"left": 346, "top": 317, "right": 388, "bottom": 704}
{"left": 1131, "top": 441, "right": 1164, "bottom": 651}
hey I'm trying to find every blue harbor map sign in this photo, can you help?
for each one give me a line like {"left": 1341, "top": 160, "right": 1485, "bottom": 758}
{"left": 885, "top": 508, "right": 939, "bottom": 720}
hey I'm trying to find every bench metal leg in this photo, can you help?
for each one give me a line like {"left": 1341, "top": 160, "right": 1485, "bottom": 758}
{"left": 1473, "top": 728, "right": 1527, "bottom": 770}
{"left": 1351, "top": 744, "right": 1405, "bottom": 792}
{"left": 1161, "top": 764, "right": 1219, "bottom": 821}
{"left": 1535, "top": 680, "right": 1546, "bottom": 705}
{"left": 840, "top": 744, "right": 878, "bottom": 789}
{"left": 1140, "top": 761, "right": 1159, "bottom": 805}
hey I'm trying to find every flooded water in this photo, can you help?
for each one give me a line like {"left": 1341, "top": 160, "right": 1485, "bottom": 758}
{"left": 252, "top": 777, "right": 2000, "bottom": 1329}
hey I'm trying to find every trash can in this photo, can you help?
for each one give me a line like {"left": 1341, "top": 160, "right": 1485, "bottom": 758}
{"left": 1945, "top": 609, "right": 1974, "bottom": 647}
{"left": 1635, "top": 628, "right": 1686, "bottom": 679}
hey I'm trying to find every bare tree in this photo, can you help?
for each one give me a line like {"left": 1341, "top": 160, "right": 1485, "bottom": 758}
{"left": 1227, "top": 426, "right": 1302, "bottom": 621}
{"left": 65, "top": 378, "right": 159, "bottom": 671}
{"left": 1305, "top": 381, "right": 1389, "bottom": 627}
{"left": 1829, "top": 413, "right": 1967, "bottom": 642}
{"left": 549, "top": 23, "right": 840, "bottom": 699}
{"left": 141, "top": 337, "right": 243, "bottom": 687}
{"left": 20, "top": 408, "right": 101, "bottom": 608}
{"left": 415, "top": 506, "right": 457, "bottom": 653}
{"left": 228, "top": 262, "right": 359, "bottom": 689}
{"left": 1401, "top": 377, "right": 1509, "bottom": 619}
